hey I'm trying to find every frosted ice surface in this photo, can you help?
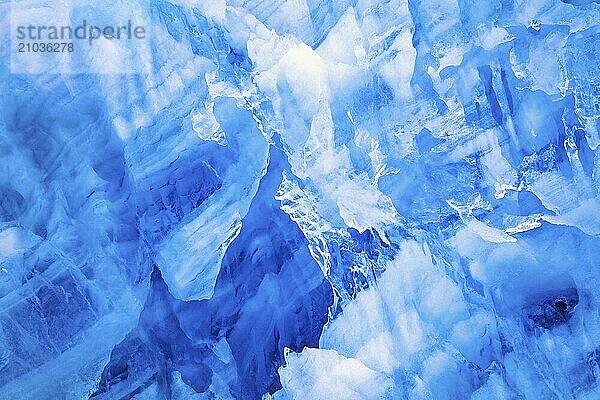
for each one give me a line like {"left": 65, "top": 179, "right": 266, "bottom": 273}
{"left": 1, "top": 0, "right": 600, "bottom": 399}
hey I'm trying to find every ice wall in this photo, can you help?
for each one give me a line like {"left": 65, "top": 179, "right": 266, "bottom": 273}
{"left": 1, "top": 0, "right": 600, "bottom": 399}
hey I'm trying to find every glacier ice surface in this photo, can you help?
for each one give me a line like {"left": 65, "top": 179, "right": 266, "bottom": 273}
{"left": 1, "top": 0, "right": 600, "bottom": 399}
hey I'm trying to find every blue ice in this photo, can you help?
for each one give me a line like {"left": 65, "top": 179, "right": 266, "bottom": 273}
{"left": 1, "top": 0, "right": 600, "bottom": 399}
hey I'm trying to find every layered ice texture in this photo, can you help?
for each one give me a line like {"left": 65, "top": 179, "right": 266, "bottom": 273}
{"left": 2, "top": 0, "right": 600, "bottom": 399}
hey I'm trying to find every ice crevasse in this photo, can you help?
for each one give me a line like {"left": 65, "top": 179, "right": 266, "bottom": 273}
{"left": 1, "top": 0, "right": 600, "bottom": 399}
